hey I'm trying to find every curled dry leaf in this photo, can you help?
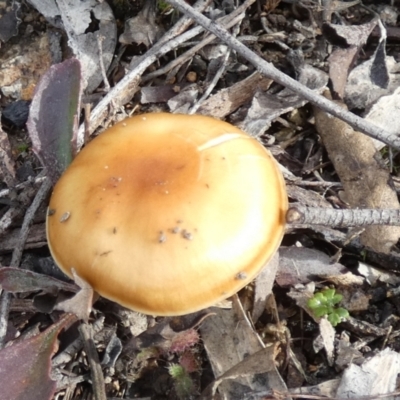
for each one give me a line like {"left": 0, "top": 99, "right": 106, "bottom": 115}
{"left": 336, "top": 348, "right": 400, "bottom": 398}
{"left": 28, "top": 0, "right": 117, "bottom": 93}
{"left": 316, "top": 317, "right": 335, "bottom": 366}
{"left": 197, "top": 72, "right": 273, "bottom": 119}
{"left": 345, "top": 56, "right": 400, "bottom": 110}
{"left": 336, "top": 336, "right": 364, "bottom": 371}
{"left": 240, "top": 62, "right": 328, "bottom": 137}
{"left": 53, "top": 270, "right": 94, "bottom": 322}
{"left": 119, "top": 0, "right": 164, "bottom": 47}
{"left": 200, "top": 306, "right": 287, "bottom": 399}
{"left": 0, "top": 313, "right": 76, "bottom": 400}
{"left": 324, "top": 19, "right": 378, "bottom": 99}
{"left": 252, "top": 251, "right": 279, "bottom": 323}
{"left": 358, "top": 261, "right": 400, "bottom": 286}
{"left": 0, "top": 267, "right": 77, "bottom": 294}
{"left": 0, "top": 1, "right": 20, "bottom": 43}
{"left": 277, "top": 247, "right": 363, "bottom": 287}
{"left": 314, "top": 92, "right": 400, "bottom": 253}
{"left": 365, "top": 87, "right": 400, "bottom": 151}
{"left": 200, "top": 346, "right": 279, "bottom": 399}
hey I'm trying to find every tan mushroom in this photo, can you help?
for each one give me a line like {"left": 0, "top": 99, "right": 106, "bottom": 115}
{"left": 46, "top": 113, "right": 287, "bottom": 315}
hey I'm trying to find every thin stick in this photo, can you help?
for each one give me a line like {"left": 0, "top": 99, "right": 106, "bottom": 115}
{"left": 79, "top": 323, "right": 106, "bottom": 400}
{"left": 10, "top": 177, "right": 52, "bottom": 266}
{"left": 0, "top": 176, "right": 46, "bottom": 199}
{"left": 166, "top": 0, "right": 400, "bottom": 150}
{"left": 142, "top": 0, "right": 253, "bottom": 84}
{"left": 0, "top": 292, "right": 10, "bottom": 349}
{"left": 0, "top": 177, "right": 52, "bottom": 348}
{"left": 189, "top": 47, "right": 231, "bottom": 114}
{"left": 97, "top": 34, "right": 110, "bottom": 92}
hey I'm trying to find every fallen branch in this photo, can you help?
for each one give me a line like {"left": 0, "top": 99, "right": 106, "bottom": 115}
{"left": 287, "top": 206, "right": 400, "bottom": 228}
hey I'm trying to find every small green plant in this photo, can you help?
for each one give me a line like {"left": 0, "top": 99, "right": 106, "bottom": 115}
{"left": 158, "top": 0, "right": 170, "bottom": 11}
{"left": 307, "top": 288, "right": 349, "bottom": 326}
{"left": 17, "top": 143, "right": 29, "bottom": 153}
{"left": 168, "top": 363, "right": 195, "bottom": 399}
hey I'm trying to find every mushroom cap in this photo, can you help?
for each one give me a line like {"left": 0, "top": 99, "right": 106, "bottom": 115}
{"left": 46, "top": 113, "right": 287, "bottom": 315}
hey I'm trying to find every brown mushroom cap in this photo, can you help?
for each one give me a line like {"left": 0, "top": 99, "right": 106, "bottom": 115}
{"left": 46, "top": 113, "right": 287, "bottom": 315}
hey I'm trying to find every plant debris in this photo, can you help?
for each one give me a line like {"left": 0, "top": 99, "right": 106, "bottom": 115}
{"left": 2, "top": 0, "right": 400, "bottom": 399}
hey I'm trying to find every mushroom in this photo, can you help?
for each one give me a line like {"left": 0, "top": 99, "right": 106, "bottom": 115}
{"left": 46, "top": 113, "right": 287, "bottom": 316}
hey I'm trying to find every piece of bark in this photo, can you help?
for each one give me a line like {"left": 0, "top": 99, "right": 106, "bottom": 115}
{"left": 314, "top": 93, "right": 400, "bottom": 253}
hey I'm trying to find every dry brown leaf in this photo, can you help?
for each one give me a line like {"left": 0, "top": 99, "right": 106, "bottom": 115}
{"left": 358, "top": 261, "right": 400, "bottom": 285}
{"left": 325, "top": 19, "right": 378, "bottom": 99}
{"left": 336, "top": 335, "right": 364, "bottom": 371}
{"left": 336, "top": 348, "right": 400, "bottom": 398}
{"left": 197, "top": 72, "right": 272, "bottom": 118}
{"left": 339, "top": 288, "right": 370, "bottom": 312}
{"left": 286, "top": 184, "right": 334, "bottom": 209}
{"left": 314, "top": 92, "right": 400, "bottom": 253}
{"left": 54, "top": 270, "right": 94, "bottom": 321}
{"left": 292, "top": 379, "right": 340, "bottom": 398}
{"left": 345, "top": 56, "right": 400, "bottom": 110}
{"left": 201, "top": 346, "right": 279, "bottom": 399}
{"left": 200, "top": 303, "right": 287, "bottom": 399}
{"left": 252, "top": 252, "right": 279, "bottom": 323}
{"left": 318, "top": 317, "right": 335, "bottom": 366}
{"left": 277, "top": 247, "right": 363, "bottom": 287}
{"left": 241, "top": 63, "right": 327, "bottom": 137}
{"left": 365, "top": 87, "right": 400, "bottom": 151}
{"left": 119, "top": 0, "right": 163, "bottom": 47}
{"left": 0, "top": 223, "right": 46, "bottom": 253}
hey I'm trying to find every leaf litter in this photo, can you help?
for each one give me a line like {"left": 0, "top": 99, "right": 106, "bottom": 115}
{"left": 2, "top": 0, "right": 400, "bottom": 399}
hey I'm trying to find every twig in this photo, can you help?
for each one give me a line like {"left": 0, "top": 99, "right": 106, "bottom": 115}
{"left": 157, "top": 0, "right": 213, "bottom": 46}
{"left": 78, "top": 323, "right": 107, "bottom": 400}
{"left": 0, "top": 176, "right": 52, "bottom": 348}
{"left": 0, "top": 175, "right": 46, "bottom": 199}
{"left": 0, "top": 292, "right": 10, "bottom": 350}
{"left": 83, "top": 103, "right": 92, "bottom": 146}
{"left": 166, "top": 0, "right": 400, "bottom": 150}
{"left": 0, "top": 178, "right": 40, "bottom": 235}
{"left": 287, "top": 205, "right": 400, "bottom": 227}
{"left": 53, "top": 317, "right": 105, "bottom": 368}
{"left": 290, "top": 180, "right": 342, "bottom": 188}
{"left": 97, "top": 34, "right": 110, "bottom": 92}
{"left": 142, "top": 0, "right": 254, "bottom": 84}
{"left": 77, "top": 0, "right": 214, "bottom": 145}
{"left": 189, "top": 46, "right": 231, "bottom": 114}
{"left": 189, "top": 8, "right": 243, "bottom": 114}
{"left": 10, "top": 177, "right": 52, "bottom": 266}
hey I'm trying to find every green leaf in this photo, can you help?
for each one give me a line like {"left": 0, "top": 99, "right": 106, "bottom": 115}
{"left": 335, "top": 307, "right": 350, "bottom": 319}
{"left": 322, "top": 288, "right": 336, "bottom": 301}
{"left": 314, "top": 306, "right": 329, "bottom": 318}
{"left": 328, "top": 313, "right": 341, "bottom": 326}
{"left": 331, "top": 294, "right": 343, "bottom": 305}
